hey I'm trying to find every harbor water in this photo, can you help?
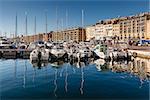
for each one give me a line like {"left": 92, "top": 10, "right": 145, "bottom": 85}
{"left": 0, "top": 58, "right": 149, "bottom": 100}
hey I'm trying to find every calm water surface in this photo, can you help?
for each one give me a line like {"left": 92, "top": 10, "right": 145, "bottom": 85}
{"left": 0, "top": 58, "right": 149, "bottom": 100}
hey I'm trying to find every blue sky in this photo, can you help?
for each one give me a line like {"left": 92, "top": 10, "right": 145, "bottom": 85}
{"left": 0, "top": 0, "right": 149, "bottom": 37}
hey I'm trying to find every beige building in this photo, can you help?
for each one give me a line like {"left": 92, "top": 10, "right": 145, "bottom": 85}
{"left": 86, "top": 19, "right": 116, "bottom": 41}
{"left": 86, "top": 12, "right": 150, "bottom": 41}
{"left": 52, "top": 27, "right": 86, "bottom": 42}
{"left": 43, "top": 32, "right": 53, "bottom": 42}
{"left": 119, "top": 12, "right": 150, "bottom": 41}
{"left": 21, "top": 33, "right": 44, "bottom": 44}
{"left": 147, "top": 19, "right": 150, "bottom": 39}
{"left": 86, "top": 25, "right": 95, "bottom": 41}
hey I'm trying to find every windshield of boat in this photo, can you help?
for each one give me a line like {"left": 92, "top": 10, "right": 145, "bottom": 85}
{"left": 38, "top": 41, "right": 44, "bottom": 44}
{"left": 1, "top": 41, "right": 10, "bottom": 44}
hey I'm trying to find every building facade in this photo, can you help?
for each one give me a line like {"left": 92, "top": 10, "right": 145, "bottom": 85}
{"left": 43, "top": 31, "right": 53, "bottom": 42}
{"left": 52, "top": 27, "right": 86, "bottom": 42}
{"left": 86, "top": 25, "right": 95, "bottom": 41}
{"left": 86, "top": 12, "right": 150, "bottom": 41}
{"left": 21, "top": 33, "right": 44, "bottom": 44}
{"left": 119, "top": 12, "right": 150, "bottom": 41}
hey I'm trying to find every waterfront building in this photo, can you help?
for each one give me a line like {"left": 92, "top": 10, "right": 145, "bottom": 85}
{"left": 16, "top": 12, "right": 150, "bottom": 43}
{"left": 86, "top": 19, "right": 115, "bottom": 41}
{"left": 21, "top": 33, "right": 43, "bottom": 44}
{"left": 119, "top": 12, "right": 150, "bottom": 41}
{"left": 52, "top": 27, "right": 86, "bottom": 42}
{"left": 86, "top": 12, "right": 150, "bottom": 41}
{"left": 43, "top": 31, "right": 53, "bottom": 42}
{"left": 86, "top": 25, "right": 95, "bottom": 41}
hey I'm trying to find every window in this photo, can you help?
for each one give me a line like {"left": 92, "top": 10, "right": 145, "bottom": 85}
{"left": 141, "top": 27, "right": 145, "bottom": 32}
{"left": 128, "top": 29, "right": 131, "bottom": 33}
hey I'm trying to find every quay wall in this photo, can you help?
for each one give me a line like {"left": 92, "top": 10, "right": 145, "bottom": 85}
{"left": 128, "top": 50, "right": 150, "bottom": 59}
{"left": 0, "top": 49, "right": 32, "bottom": 59}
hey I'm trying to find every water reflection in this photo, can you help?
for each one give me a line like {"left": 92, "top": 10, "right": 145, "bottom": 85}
{"left": 14, "top": 60, "right": 17, "bottom": 78}
{"left": 31, "top": 60, "right": 49, "bottom": 69}
{"left": 50, "top": 60, "right": 64, "bottom": 68}
{"left": 65, "top": 64, "right": 69, "bottom": 93}
{"left": 23, "top": 60, "right": 27, "bottom": 88}
{"left": 109, "top": 58, "right": 150, "bottom": 80}
{"left": 80, "top": 66, "right": 84, "bottom": 95}
{"left": 54, "top": 68, "right": 58, "bottom": 97}
{"left": 29, "top": 57, "right": 150, "bottom": 96}
{"left": 32, "top": 67, "right": 36, "bottom": 84}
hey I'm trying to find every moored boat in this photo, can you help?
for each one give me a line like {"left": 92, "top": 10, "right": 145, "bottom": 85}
{"left": 30, "top": 47, "right": 49, "bottom": 61}
{"left": 50, "top": 45, "right": 67, "bottom": 59}
{"left": 93, "top": 44, "right": 110, "bottom": 60}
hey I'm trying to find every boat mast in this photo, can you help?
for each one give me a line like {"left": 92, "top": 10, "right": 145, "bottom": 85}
{"left": 61, "top": 18, "right": 63, "bottom": 42}
{"left": 34, "top": 16, "right": 36, "bottom": 42}
{"left": 81, "top": 9, "right": 84, "bottom": 42}
{"left": 65, "top": 9, "right": 69, "bottom": 42}
{"left": 56, "top": 7, "right": 58, "bottom": 42}
{"left": 45, "top": 10, "right": 48, "bottom": 35}
{"left": 15, "top": 13, "right": 17, "bottom": 43}
{"left": 25, "top": 11, "right": 28, "bottom": 44}
{"left": 66, "top": 10, "right": 68, "bottom": 28}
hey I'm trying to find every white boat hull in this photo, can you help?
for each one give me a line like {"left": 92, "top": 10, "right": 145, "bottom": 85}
{"left": 94, "top": 50, "right": 106, "bottom": 59}
{"left": 50, "top": 49, "right": 66, "bottom": 58}
{"left": 30, "top": 49, "right": 49, "bottom": 61}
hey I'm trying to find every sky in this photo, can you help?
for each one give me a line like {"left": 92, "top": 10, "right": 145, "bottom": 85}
{"left": 0, "top": 0, "right": 149, "bottom": 37}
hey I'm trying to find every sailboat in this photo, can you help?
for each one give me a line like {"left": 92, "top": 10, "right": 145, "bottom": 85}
{"left": 30, "top": 13, "right": 49, "bottom": 61}
{"left": 30, "top": 47, "right": 49, "bottom": 61}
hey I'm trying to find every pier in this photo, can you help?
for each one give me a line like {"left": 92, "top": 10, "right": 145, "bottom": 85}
{"left": 0, "top": 49, "right": 32, "bottom": 59}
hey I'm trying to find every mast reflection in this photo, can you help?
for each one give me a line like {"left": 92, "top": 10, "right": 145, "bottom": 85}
{"left": 80, "top": 66, "right": 84, "bottom": 95}
{"left": 23, "top": 60, "right": 27, "bottom": 88}
{"left": 65, "top": 63, "right": 69, "bottom": 93}
{"left": 14, "top": 60, "right": 17, "bottom": 78}
{"left": 29, "top": 57, "right": 150, "bottom": 95}
{"left": 54, "top": 68, "right": 58, "bottom": 97}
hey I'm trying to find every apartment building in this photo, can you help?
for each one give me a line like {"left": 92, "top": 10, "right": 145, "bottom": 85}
{"left": 21, "top": 33, "right": 44, "bottom": 44}
{"left": 119, "top": 12, "right": 150, "bottom": 41}
{"left": 52, "top": 27, "right": 86, "bottom": 42}
{"left": 86, "top": 19, "right": 116, "bottom": 41}
{"left": 86, "top": 12, "right": 150, "bottom": 41}
{"left": 86, "top": 25, "right": 95, "bottom": 41}
{"left": 43, "top": 31, "right": 53, "bottom": 42}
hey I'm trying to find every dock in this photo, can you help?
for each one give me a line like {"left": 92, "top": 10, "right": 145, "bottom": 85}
{"left": 0, "top": 49, "right": 32, "bottom": 59}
